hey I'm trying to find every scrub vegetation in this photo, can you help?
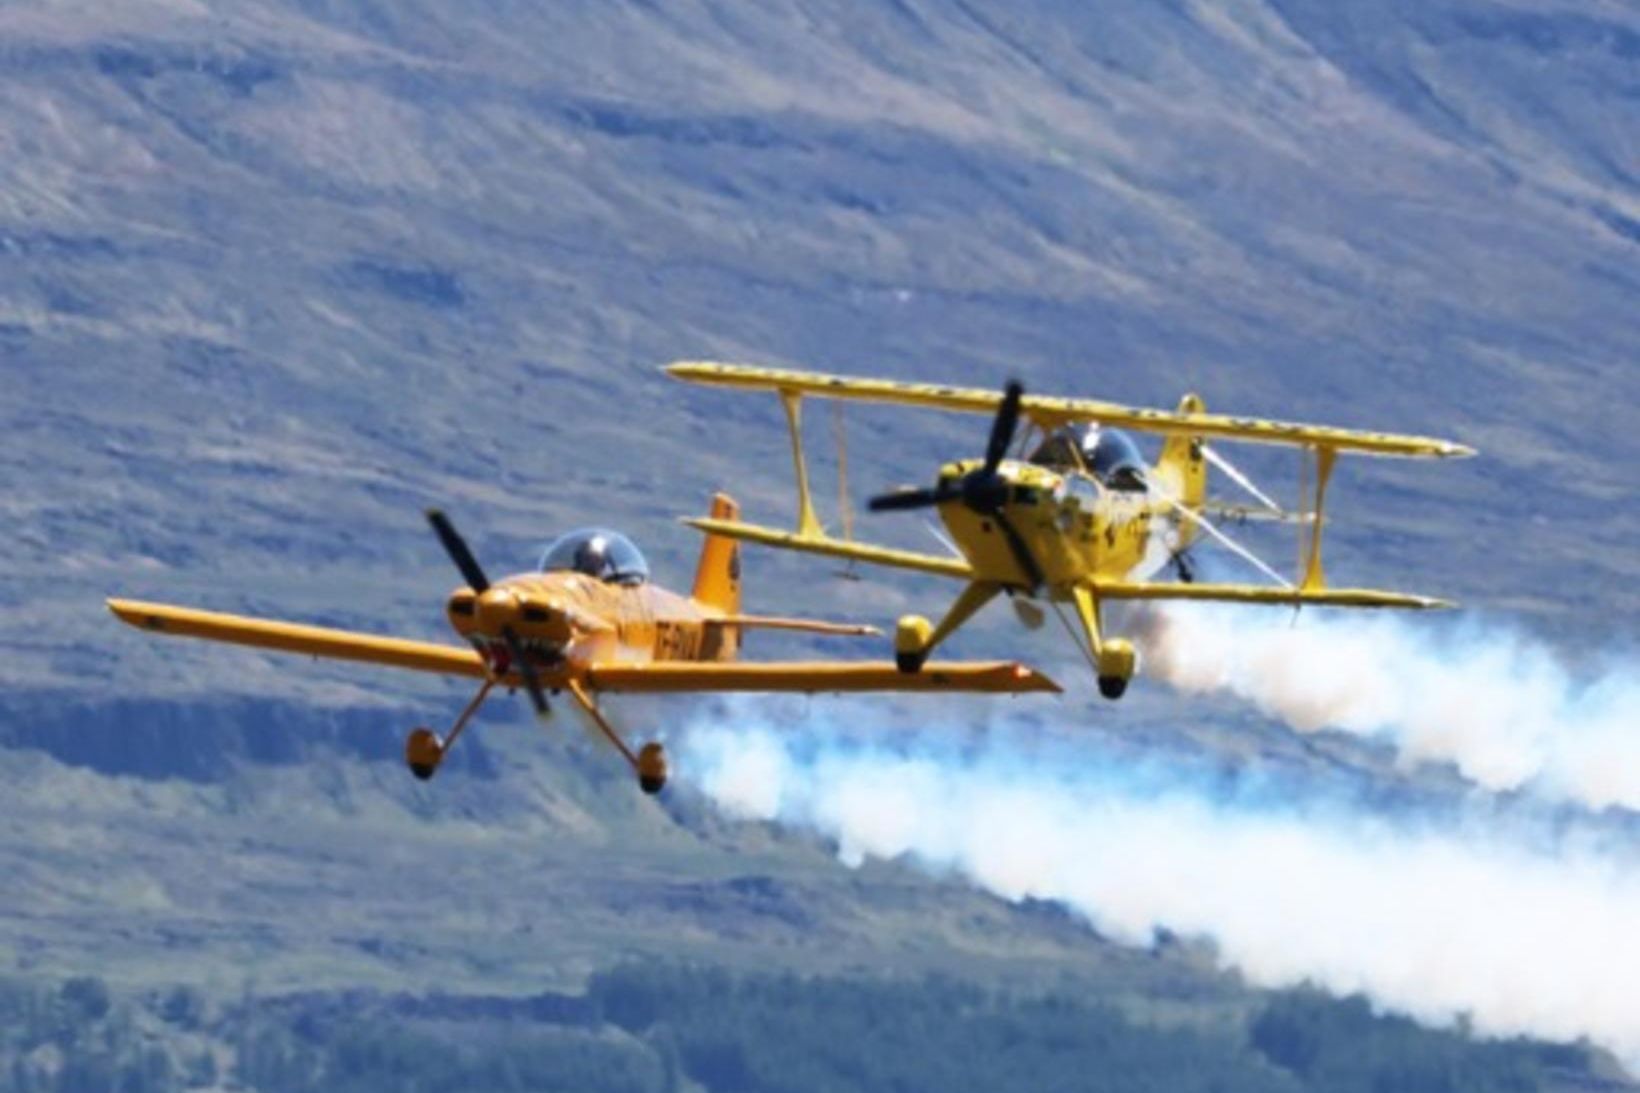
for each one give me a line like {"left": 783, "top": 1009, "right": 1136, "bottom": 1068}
{"left": 0, "top": 970, "right": 1601, "bottom": 1093}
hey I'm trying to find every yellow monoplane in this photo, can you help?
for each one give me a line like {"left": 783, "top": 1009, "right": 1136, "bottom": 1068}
{"left": 667, "top": 362, "right": 1474, "bottom": 699}
{"left": 109, "top": 495, "right": 1057, "bottom": 793}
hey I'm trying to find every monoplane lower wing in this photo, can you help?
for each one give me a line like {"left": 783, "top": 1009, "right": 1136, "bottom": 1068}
{"left": 684, "top": 518, "right": 973, "bottom": 580}
{"left": 110, "top": 598, "right": 1057, "bottom": 693}
{"left": 108, "top": 599, "right": 488, "bottom": 677}
{"left": 1091, "top": 582, "right": 1450, "bottom": 609}
{"left": 584, "top": 661, "right": 1059, "bottom": 694}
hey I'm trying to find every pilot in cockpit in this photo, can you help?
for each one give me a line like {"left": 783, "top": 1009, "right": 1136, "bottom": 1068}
{"left": 1028, "top": 423, "right": 1148, "bottom": 492}
{"left": 538, "top": 529, "right": 651, "bottom": 586}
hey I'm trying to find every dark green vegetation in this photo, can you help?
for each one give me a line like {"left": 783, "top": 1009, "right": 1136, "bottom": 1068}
{"left": 0, "top": 970, "right": 1606, "bottom": 1093}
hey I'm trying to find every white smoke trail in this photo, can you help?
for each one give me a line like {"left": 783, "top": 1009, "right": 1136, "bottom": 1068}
{"left": 677, "top": 709, "right": 1640, "bottom": 1066}
{"left": 1130, "top": 605, "right": 1640, "bottom": 810}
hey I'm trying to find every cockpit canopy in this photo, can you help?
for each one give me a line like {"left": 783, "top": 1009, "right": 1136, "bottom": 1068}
{"left": 1028, "top": 424, "right": 1148, "bottom": 491}
{"left": 538, "top": 528, "right": 650, "bottom": 585}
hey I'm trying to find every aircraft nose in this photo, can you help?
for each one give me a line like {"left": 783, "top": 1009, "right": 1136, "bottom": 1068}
{"left": 473, "top": 588, "right": 521, "bottom": 633}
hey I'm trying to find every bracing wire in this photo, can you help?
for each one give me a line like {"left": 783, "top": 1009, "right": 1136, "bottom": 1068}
{"left": 1152, "top": 480, "right": 1294, "bottom": 588}
{"left": 1202, "top": 444, "right": 1285, "bottom": 514}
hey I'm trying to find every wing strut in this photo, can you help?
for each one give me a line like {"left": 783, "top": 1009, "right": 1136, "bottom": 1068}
{"left": 779, "top": 389, "right": 824, "bottom": 538}
{"left": 1302, "top": 446, "right": 1338, "bottom": 591}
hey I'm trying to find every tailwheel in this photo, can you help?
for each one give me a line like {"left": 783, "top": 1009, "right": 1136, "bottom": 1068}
{"left": 636, "top": 742, "right": 669, "bottom": 796}
{"left": 405, "top": 727, "right": 445, "bottom": 780}
{"left": 1097, "top": 676, "right": 1129, "bottom": 700}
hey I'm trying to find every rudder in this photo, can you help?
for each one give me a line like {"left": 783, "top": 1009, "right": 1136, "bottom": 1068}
{"left": 1157, "top": 394, "right": 1208, "bottom": 548}
{"left": 692, "top": 493, "right": 743, "bottom": 615}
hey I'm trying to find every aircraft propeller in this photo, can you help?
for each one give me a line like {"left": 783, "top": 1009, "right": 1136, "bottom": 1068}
{"left": 425, "top": 508, "right": 551, "bottom": 719}
{"left": 866, "top": 381, "right": 1044, "bottom": 591}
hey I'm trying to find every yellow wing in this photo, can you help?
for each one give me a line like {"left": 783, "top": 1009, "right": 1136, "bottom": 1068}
{"left": 666, "top": 361, "right": 1474, "bottom": 459}
{"left": 1091, "top": 581, "right": 1451, "bottom": 609}
{"left": 584, "top": 661, "right": 1059, "bottom": 694}
{"left": 684, "top": 517, "right": 973, "bottom": 579}
{"left": 108, "top": 599, "right": 489, "bottom": 678}
{"left": 110, "top": 598, "right": 1058, "bottom": 692}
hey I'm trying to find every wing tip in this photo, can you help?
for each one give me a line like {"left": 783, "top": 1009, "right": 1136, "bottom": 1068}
{"left": 1013, "top": 663, "right": 1063, "bottom": 694}
{"left": 923, "top": 661, "right": 1062, "bottom": 694}
{"left": 107, "top": 597, "right": 167, "bottom": 632}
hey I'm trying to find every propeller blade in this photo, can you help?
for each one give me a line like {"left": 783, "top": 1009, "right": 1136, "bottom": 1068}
{"left": 501, "top": 626, "right": 550, "bottom": 719}
{"left": 867, "top": 485, "right": 957, "bottom": 513}
{"left": 982, "top": 381, "right": 1024, "bottom": 476}
{"left": 426, "top": 508, "right": 490, "bottom": 593}
{"left": 992, "top": 510, "right": 1044, "bottom": 591}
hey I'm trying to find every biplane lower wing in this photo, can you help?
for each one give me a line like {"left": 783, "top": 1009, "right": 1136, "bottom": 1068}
{"left": 1091, "top": 582, "right": 1451, "bottom": 609}
{"left": 584, "top": 661, "right": 1059, "bottom": 694}
{"left": 684, "top": 518, "right": 973, "bottom": 580}
{"left": 108, "top": 599, "right": 489, "bottom": 677}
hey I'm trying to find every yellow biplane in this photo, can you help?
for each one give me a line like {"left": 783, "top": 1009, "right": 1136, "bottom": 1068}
{"left": 667, "top": 362, "right": 1474, "bottom": 699}
{"left": 109, "top": 496, "right": 1056, "bottom": 793}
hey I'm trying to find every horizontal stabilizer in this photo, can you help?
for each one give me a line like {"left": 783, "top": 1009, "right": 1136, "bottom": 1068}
{"left": 708, "top": 615, "right": 880, "bottom": 637}
{"left": 1091, "top": 582, "right": 1452, "bottom": 609}
{"left": 1198, "top": 501, "right": 1318, "bottom": 525}
{"left": 585, "top": 660, "right": 1059, "bottom": 694}
{"left": 685, "top": 518, "right": 973, "bottom": 579}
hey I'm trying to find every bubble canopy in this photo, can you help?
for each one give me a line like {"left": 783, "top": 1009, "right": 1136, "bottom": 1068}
{"left": 537, "top": 528, "right": 650, "bottom": 585}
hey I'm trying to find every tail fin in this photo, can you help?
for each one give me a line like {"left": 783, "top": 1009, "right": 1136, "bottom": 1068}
{"left": 692, "top": 493, "right": 743, "bottom": 615}
{"left": 1156, "top": 394, "right": 1208, "bottom": 549}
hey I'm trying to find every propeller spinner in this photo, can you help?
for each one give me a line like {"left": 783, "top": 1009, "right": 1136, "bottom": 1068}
{"left": 425, "top": 508, "right": 552, "bottom": 719}
{"left": 866, "top": 381, "right": 1044, "bottom": 590}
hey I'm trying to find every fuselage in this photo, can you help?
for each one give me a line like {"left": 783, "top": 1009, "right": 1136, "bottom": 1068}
{"left": 934, "top": 456, "right": 1186, "bottom": 598}
{"left": 444, "top": 572, "right": 737, "bottom": 678}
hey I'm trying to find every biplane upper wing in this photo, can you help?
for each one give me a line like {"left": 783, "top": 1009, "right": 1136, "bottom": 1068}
{"left": 684, "top": 517, "right": 974, "bottom": 579}
{"left": 1090, "top": 581, "right": 1451, "bottom": 609}
{"left": 666, "top": 361, "right": 1475, "bottom": 458}
{"left": 584, "top": 661, "right": 1059, "bottom": 694}
{"left": 109, "top": 599, "right": 489, "bottom": 677}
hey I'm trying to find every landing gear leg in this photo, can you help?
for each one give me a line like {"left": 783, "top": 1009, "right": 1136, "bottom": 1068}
{"left": 1065, "top": 585, "right": 1135, "bottom": 701}
{"left": 405, "top": 678, "right": 495, "bottom": 780}
{"left": 566, "top": 681, "right": 667, "bottom": 795}
{"left": 895, "top": 581, "right": 1002, "bottom": 673}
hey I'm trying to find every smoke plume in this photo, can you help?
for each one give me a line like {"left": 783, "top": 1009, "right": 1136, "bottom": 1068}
{"left": 678, "top": 708, "right": 1640, "bottom": 1066}
{"left": 1130, "top": 605, "right": 1640, "bottom": 810}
